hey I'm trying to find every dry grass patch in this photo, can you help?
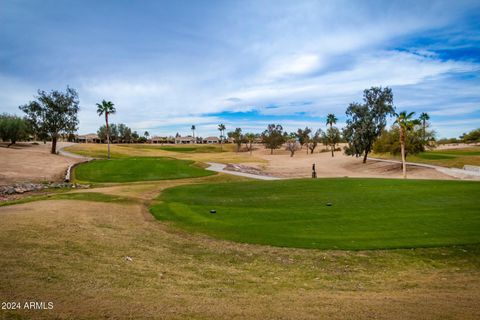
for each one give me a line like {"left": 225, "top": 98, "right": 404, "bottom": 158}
{"left": 1, "top": 199, "right": 479, "bottom": 319}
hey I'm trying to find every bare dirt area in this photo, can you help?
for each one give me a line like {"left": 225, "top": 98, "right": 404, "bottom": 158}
{"left": 248, "top": 146, "right": 453, "bottom": 180}
{"left": 1, "top": 199, "right": 479, "bottom": 319}
{"left": 434, "top": 142, "right": 480, "bottom": 150}
{"left": 0, "top": 142, "right": 81, "bottom": 185}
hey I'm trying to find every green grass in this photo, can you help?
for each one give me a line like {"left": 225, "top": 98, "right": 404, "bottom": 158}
{"left": 158, "top": 145, "right": 222, "bottom": 153}
{"left": 74, "top": 157, "right": 215, "bottom": 183}
{"left": 150, "top": 178, "right": 480, "bottom": 250}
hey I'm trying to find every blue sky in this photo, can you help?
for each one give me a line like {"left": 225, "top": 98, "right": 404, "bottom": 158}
{"left": 1, "top": 0, "right": 479, "bottom": 138}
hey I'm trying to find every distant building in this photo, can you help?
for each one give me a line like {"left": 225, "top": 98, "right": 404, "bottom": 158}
{"left": 175, "top": 136, "right": 195, "bottom": 144}
{"left": 203, "top": 136, "right": 219, "bottom": 144}
{"left": 150, "top": 136, "right": 175, "bottom": 144}
{"left": 76, "top": 133, "right": 102, "bottom": 143}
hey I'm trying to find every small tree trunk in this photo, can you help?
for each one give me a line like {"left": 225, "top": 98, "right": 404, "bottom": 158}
{"left": 106, "top": 114, "right": 111, "bottom": 159}
{"left": 249, "top": 142, "right": 253, "bottom": 155}
{"left": 331, "top": 144, "right": 334, "bottom": 157}
{"left": 401, "top": 137, "right": 407, "bottom": 179}
{"left": 51, "top": 136, "right": 57, "bottom": 154}
{"left": 362, "top": 151, "right": 368, "bottom": 163}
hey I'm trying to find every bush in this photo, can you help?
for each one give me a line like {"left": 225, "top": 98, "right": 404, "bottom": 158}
{"left": 0, "top": 113, "right": 29, "bottom": 147}
{"left": 461, "top": 128, "right": 480, "bottom": 143}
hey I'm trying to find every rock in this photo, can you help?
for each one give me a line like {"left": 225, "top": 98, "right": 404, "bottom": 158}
{"left": 125, "top": 256, "right": 133, "bottom": 262}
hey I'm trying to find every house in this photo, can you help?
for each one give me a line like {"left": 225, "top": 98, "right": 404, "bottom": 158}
{"left": 203, "top": 136, "right": 219, "bottom": 144}
{"left": 76, "top": 133, "right": 102, "bottom": 143}
{"left": 150, "top": 136, "right": 174, "bottom": 144}
{"left": 175, "top": 136, "right": 195, "bottom": 144}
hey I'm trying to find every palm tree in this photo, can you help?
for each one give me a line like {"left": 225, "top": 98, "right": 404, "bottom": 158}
{"left": 191, "top": 125, "right": 196, "bottom": 143}
{"left": 96, "top": 100, "right": 116, "bottom": 159}
{"left": 395, "top": 111, "right": 419, "bottom": 178}
{"left": 326, "top": 114, "right": 338, "bottom": 154}
{"left": 218, "top": 123, "right": 226, "bottom": 151}
{"left": 419, "top": 112, "right": 430, "bottom": 142}
{"left": 245, "top": 133, "right": 256, "bottom": 155}
{"left": 326, "top": 113, "right": 338, "bottom": 129}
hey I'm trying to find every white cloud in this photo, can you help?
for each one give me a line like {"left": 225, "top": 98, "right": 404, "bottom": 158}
{"left": 430, "top": 104, "right": 480, "bottom": 116}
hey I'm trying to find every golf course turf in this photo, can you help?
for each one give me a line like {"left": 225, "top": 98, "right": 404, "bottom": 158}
{"left": 151, "top": 178, "right": 480, "bottom": 250}
{"left": 74, "top": 157, "right": 215, "bottom": 182}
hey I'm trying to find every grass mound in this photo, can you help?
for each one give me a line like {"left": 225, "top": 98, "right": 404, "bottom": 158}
{"left": 74, "top": 157, "right": 215, "bottom": 183}
{"left": 151, "top": 178, "right": 480, "bottom": 250}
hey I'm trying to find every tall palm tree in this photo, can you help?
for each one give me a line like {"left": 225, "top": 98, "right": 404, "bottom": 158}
{"left": 395, "top": 111, "right": 419, "bottom": 178}
{"left": 191, "top": 125, "right": 196, "bottom": 144}
{"left": 326, "top": 114, "right": 338, "bottom": 154}
{"left": 326, "top": 113, "right": 338, "bottom": 129}
{"left": 96, "top": 100, "right": 116, "bottom": 159}
{"left": 419, "top": 112, "right": 430, "bottom": 142}
{"left": 218, "top": 123, "right": 226, "bottom": 151}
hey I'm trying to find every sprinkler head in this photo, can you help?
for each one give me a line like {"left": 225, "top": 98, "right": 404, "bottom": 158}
{"left": 326, "top": 202, "right": 332, "bottom": 206}
{"left": 210, "top": 209, "right": 216, "bottom": 214}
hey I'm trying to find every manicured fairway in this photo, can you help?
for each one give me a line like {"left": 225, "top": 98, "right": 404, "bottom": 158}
{"left": 74, "top": 157, "right": 215, "bottom": 182}
{"left": 151, "top": 178, "right": 480, "bottom": 250}
{"left": 159, "top": 145, "right": 222, "bottom": 153}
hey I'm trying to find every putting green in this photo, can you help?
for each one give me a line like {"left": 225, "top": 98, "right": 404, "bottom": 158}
{"left": 74, "top": 157, "right": 215, "bottom": 183}
{"left": 150, "top": 178, "right": 480, "bottom": 250}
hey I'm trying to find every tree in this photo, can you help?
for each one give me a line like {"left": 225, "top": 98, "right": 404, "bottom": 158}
{"left": 191, "top": 125, "right": 196, "bottom": 143}
{"left": 96, "top": 100, "right": 116, "bottom": 159}
{"left": 227, "top": 128, "right": 243, "bottom": 152}
{"left": 20, "top": 87, "right": 79, "bottom": 154}
{"left": 323, "top": 127, "right": 341, "bottom": 157}
{"left": 460, "top": 128, "right": 480, "bottom": 143}
{"left": 0, "top": 114, "right": 28, "bottom": 147}
{"left": 262, "top": 124, "right": 285, "bottom": 154}
{"left": 132, "top": 131, "right": 140, "bottom": 142}
{"left": 395, "top": 111, "right": 420, "bottom": 178}
{"left": 419, "top": 112, "right": 430, "bottom": 142}
{"left": 117, "top": 123, "right": 133, "bottom": 143}
{"left": 326, "top": 113, "right": 338, "bottom": 129}
{"left": 343, "top": 87, "right": 395, "bottom": 163}
{"left": 308, "top": 129, "right": 322, "bottom": 154}
{"left": 244, "top": 133, "right": 257, "bottom": 155}
{"left": 285, "top": 133, "right": 300, "bottom": 157}
{"left": 296, "top": 127, "right": 312, "bottom": 154}
{"left": 325, "top": 113, "right": 338, "bottom": 155}
{"left": 373, "top": 125, "right": 435, "bottom": 157}
{"left": 218, "top": 123, "right": 226, "bottom": 151}
{"left": 144, "top": 131, "right": 150, "bottom": 139}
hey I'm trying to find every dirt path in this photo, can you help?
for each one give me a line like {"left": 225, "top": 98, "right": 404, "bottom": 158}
{"left": 0, "top": 142, "right": 83, "bottom": 185}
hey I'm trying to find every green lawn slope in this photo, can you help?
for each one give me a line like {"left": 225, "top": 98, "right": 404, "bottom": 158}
{"left": 151, "top": 178, "right": 480, "bottom": 250}
{"left": 74, "top": 157, "right": 215, "bottom": 183}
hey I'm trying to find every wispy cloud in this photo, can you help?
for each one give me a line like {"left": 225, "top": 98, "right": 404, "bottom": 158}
{"left": 0, "top": 0, "right": 479, "bottom": 137}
